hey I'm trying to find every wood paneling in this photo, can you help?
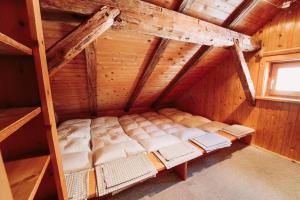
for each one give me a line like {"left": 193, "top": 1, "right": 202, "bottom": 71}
{"left": 95, "top": 29, "right": 158, "bottom": 111}
{"left": 175, "top": 4, "right": 300, "bottom": 162}
{"left": 42, "top": 0, "right": 292, "bottom": 119}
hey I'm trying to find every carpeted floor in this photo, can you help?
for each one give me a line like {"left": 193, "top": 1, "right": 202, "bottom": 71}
{"left": 103, "top": 143, "right": 300, "bottom": 200}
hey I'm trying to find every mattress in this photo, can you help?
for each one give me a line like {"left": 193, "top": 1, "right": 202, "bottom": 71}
{"left": 141, "top": 112, "right": 208, "bottom": 141}
{"left": 57, "top": 119, "right": 93, "bottom": 173}
{"left": 119, "top": 114, "right": 181, "bottom": 152}
{"left": 91, "top": 117, "right": 145, "bottom": 165}
{"left": 158, "top": 108, "right": 231, "bottom": 133}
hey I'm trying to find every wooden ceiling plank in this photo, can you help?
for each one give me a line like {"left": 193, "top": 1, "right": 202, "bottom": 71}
{"left": 124, "top": 0, "right": 196, "bottom": 112}
{"left": 232, "top": 39, "right": 256, "bottom": 105}
{"left": 47, "top": 6, "right": 120, "bottom": 77}
{"left": 40, "top": 0, "right": 259, "bottom": 51}
{"left": 85, "top": 42, "right": 98, "bottom": 115}
{"left": 151, "top": 0, "right": 259, "bottom": 107}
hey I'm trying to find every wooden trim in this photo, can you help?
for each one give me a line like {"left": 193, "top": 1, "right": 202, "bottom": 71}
{"left": 257, "top": 53, "right": 300, "bottom": 101}
{"left": 232, "top": 39, "right": 256, "bottom": 105}
{"left": 85, "top": 42, "right": 98, "bottom": 115}
{"left": 0, "top": 107, "right": 41, "bottom": 142}
{"left": 48, "top": 7, "right": 120, "bottom": 77}
{"left": 40, "top": 0, "right": 259, "bottom": 51}
{"left": 0, "top": 32, "right": 32, "bottom": 55}
{"left": 256, "top": 96, "right": 300, "bottom": 104}
{"left": 26, "top": 0, "right": 68, "bottom": 199}
{"left": 261, "top": 47, "right": 300, "bottom": 57}
{"left": 151, "top": 0, "right": 259, "bottom": 107}
{"left": 5, "top": 155, "right": 50, "bottom": 200}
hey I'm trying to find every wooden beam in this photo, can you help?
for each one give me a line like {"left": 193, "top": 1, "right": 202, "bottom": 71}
{"left": 47, "top": 7, "right": 119, "bottom": 77}
{"left": 151, "top": 45, "right": 212, "bottom": 107}
{"left": 232, "top": 39, "right": 256, "bottom": 105}
{"left": 124, "top": 39, "right": 169, "bottom": 112}
{"left": 40, "top": 0, "right": 259, "bottom": 51}
{"left": 85, "top": 42, "right": 98, "bottom": 115}
{"left": 151, "top": 0, "right": 258, "bottom": 108}
{"left": 124, "top": 0, "right": 195, "bottom": 112}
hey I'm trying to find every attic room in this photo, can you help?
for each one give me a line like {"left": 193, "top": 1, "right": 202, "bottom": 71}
{"left": 0, "top": 0, "right": 300, "bottom": 199}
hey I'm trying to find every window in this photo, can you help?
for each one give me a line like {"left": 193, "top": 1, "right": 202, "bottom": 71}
{"left": 266, "top": 61, "right": 300, "bottom": 98}
{"left": 257, "top": 53, "right": 300, "bottom": 102}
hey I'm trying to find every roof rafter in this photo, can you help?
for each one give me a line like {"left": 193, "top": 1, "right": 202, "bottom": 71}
{"left": 124, "top": 0, "right": 195, "bottom": 112}
{"left": 151, "top": 0, "right": 259, "bottom": 108}
{"left": 40, "top": 0, "right": 259, "bottom": 51}
{"left": 47, "top": 6, "right": 120, "bottom": 77}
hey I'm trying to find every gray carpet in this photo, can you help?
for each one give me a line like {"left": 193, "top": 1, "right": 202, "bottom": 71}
{"left": 102, "top": 143, "right": 300, "bottom": 200}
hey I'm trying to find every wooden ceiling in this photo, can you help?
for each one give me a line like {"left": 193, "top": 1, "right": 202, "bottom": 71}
{"left": 40, "top": 0, "right": 287, "bottom": 120}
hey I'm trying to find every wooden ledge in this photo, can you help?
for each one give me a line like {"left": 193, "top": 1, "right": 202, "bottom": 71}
{"left": 256, "top": 96, "right": 300, "bottom": 104}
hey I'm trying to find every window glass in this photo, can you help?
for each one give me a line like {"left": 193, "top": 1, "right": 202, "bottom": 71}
{"left": 275, "top": 67, "right": 300, "bottom": 92}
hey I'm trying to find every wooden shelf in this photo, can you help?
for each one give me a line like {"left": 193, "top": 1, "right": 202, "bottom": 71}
{"left": 0, "top": 32, "right": 32, "bottom": 56}
{"left": 256, "top": 96, "right": 300, "bottom": 104}
{"left": 0, "top": 107, "right": 41, "bottom": 142}
{"left": 5, "top": 155, "right": 50, "bottom": 200}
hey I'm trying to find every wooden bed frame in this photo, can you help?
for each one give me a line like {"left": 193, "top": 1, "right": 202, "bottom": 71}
{"left": 87, "top": 131, "right": 239, "bottom": 199}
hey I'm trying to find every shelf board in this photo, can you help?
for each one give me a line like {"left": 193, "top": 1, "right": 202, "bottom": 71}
{"left": 5, "top": 155, "right": 50, "bottom": 200}
{"left": 256, "top": 96, "right": 300, "bottom": 104}
{"left": 0, "top": 32, "right": 32, "bottom": 56}
{"left": 0, "top": 107, "right": 41, "bottom": 142}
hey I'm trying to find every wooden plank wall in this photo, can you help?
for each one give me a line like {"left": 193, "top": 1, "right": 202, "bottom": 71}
{"left": 43, "top": 21, "right": 90, "bottom": 121}
{"left": 174, "top": 4, "right": 300, "bottom": 162}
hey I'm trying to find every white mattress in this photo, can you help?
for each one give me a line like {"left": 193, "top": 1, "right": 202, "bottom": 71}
{"left": 57, "top": 118, "right": 93, "bottom": 173}
{"left": 141, "top": 112, "right": 207, "bottom": 141}
{"left": 119, "top": 114, "right": 181, "bottom": 152}
{"left": 91, "top": 117, "right": 145, "bottom": 166}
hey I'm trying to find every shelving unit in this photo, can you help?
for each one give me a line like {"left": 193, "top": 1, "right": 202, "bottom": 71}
{"left": 0, "top": 33, "right": 32, "bottom": 55}
{"left": 0, "top": 0, "right": 67, "bottom": 199}
{"left": 5, "top": 155, "right": 50, "bottom": 200}
{"left": 0, "top": 107, "right": 41, "bottom": 142}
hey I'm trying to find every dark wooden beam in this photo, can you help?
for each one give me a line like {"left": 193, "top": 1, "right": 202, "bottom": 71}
{"left": 124, "top": 0, "right": 195, "bottom": 112}
{"left": 85, "top": 42, "right": 98, "bottom": 115}
{"left": 232, "top": 39, "right": 256, "bottom": 105}
{"left": 40, "top": 0, "right": 259, "bottom": 51}
{"left": 151, "top": 0, "right": 259, "bottom": 108}
{"left": 47, "top": 7, "right": 119, "bottom": 77}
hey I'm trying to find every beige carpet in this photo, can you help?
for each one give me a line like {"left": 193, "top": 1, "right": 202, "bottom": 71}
{"left": 101, "top": 142, "right": 300, "bottom": 200}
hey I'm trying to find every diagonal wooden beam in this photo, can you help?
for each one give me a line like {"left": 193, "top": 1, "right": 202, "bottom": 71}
{"left": 232, "top": 39, "right": 256, "bottom": 105}
{"left": 151, "top": 0, "right": 259, "bottom": 108}
{"left": 40, "top": 0, "right": 259, "bottom": 51}
{"left": 47, "top": 6, "right": 120, "bottom": 77}
{"left": 124, "top": 0, "right": 195, "bottom": 112}
{"left": 85, "top": 42, "right": 98, "bottom": 115}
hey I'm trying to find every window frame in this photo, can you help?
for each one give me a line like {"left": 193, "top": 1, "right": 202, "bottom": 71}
{"left": 257, "top": 53, "right": 300, "bottom": 101}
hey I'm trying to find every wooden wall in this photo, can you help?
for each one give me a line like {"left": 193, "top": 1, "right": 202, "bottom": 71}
{"left": 175, "top": 4, "right": 300, "bottom": 162}
{"left": 41, "top": 0, "right": 287, "bottom": 120}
